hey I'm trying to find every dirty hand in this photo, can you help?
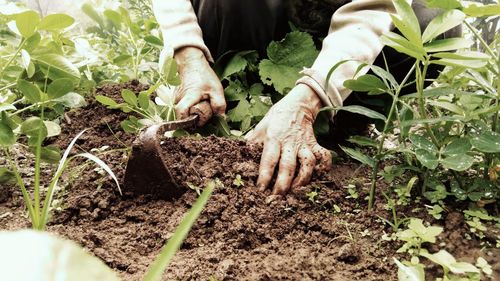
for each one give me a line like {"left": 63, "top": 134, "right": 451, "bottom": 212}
{"left": 246, "top": 84, "right": 332, "bottom": 195}
{"left": 174, "top": 47, "right": 226, "bottom": 125}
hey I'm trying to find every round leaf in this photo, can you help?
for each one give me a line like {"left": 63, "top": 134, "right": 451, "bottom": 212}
{"left": 21, "top": 117, "right": 47, "bottom": 139}
{"left": 442, "top": 138, "right": 471, "bottom": 155}
{"left": 34, "top": 54, "right": 80, "bottom": 83}
{"left": 440, "top": 154, "right": 474, "bottom": 171}
{"left": 410, "top": 135, "right": 437, "bottom": 152}
{"left": 121, "top": 89, "right": 137, "bottom": 107}
{"left": 43, "top": 121, "right": 61, "bottom": 138}
{"left": 0, "top": 123, "right": 16, "bottom": 147}
{"left": 47, "top": 78, "right": 74, "bottom": 99}
{"left": 40, "top": 146, "right": 61, "bottom": 164}
{"left": 415, "top": 149, "right": 438, "bottom": 169}
{"left": 15, "top": 11, "right": 40, "bottom": 38}
{"left": 38, "top": 14, "right": 75, "bottom": 30}
{"left": 471, "top": 131, "right": 500, "bottom": 153}
{"left": 17, "top": 79, "right": 41, "bottom": 103}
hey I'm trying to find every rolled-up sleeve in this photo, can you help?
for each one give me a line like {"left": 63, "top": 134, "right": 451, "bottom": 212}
{"left": 296, "top": 0, "right": 403, "bottom": 119}
{"left": 152, "top": 0, "right": 213, "bottom": 62}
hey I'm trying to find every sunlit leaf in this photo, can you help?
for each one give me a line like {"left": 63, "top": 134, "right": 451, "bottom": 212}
{"left": 422, "top": 9, "right": 465, "bottom": 43}
{"left": 38, "top": 14, "right": 75, "bottom": 30}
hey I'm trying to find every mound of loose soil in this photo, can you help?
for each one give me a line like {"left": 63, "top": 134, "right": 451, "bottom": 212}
{"left": 1, "top": 82, "right": 498, "bottom": 281}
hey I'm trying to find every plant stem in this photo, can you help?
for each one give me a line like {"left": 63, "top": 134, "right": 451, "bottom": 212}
{"left": 465, "top": 21, "right": 498, "bottom": 61}
{"left": 0, "top": 38, "right": 27, "bottom": 77}
{"left": 33, "top": 106, "right": 45, "bottom": 229}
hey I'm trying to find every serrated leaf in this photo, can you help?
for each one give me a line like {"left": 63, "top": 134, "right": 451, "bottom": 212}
{"left": 440, "top": 154, "right": 474, "bottom": 171}
{"left": 15, "top": 11, "right": 40, "bottom": 38}
{"left": 470, "top": 131, "right": 500, "bottom": 153}
{"left": 221, "top": 53, "right": 247, "bottom": 80}
{"left": 422, "top": 9, "right": 465, "bottom": 43}
{"left": 259, "top": 31, "right": 318, "bottom": 94}
{"left": 38, "top": 14, "right": 75, "bottom": 30}
{"left": 47, "top": 78, "right": 74, "bottom": 99}
{"left": 228, "top": 99, "right": 251, "bottom": 122}
{"left": 340, "top": 146, "right": 375, "bottom": 167}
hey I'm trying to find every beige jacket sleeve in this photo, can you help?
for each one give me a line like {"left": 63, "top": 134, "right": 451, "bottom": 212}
{"left": 152, "top": 0, "right": 214, "bottom": 62}
{"left": 297, "top": 0, "right": 403, "bottom": 118}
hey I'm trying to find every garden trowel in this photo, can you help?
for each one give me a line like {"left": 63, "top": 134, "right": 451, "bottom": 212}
{"left": 123, "top": 101, "right": 212, "bottom": 199}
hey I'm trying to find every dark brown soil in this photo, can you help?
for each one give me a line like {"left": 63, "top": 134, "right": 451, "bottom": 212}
{"left": 1, "top": 82, "right": 498, "bottom": 281}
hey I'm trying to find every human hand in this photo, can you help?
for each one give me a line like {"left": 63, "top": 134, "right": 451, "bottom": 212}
{"left": 246, "top": 84, "right": 332, "bottom": 195}
{"left": 174, "top": 47, "right": 226, "bottom": 125}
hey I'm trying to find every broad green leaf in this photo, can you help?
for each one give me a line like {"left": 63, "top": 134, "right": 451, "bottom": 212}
{"left": 82, "top": 3, "right": 104, "bottom": 27}
{"left": 20, "top": 49, "right": 35, "bottom": 78}
{"left": 443, "top": 138, "right": 471, "bottom": 155}
{"left": 121, "top": 89, "right": 137, "bottom": 107}
{"left": 138, "top": 92, "right": 150, "bottom": 110}
{"left": 381, "top": 32, "right": 425, "bottom": 61}
{"left": 470, "top": 132, "right": 500, "bottom": 153}
{"left": 391, "top": 0, "right": 422, "bottom": 46}
{"left": 34, "top": 54, "right": 81, "bottom": 82}
{"left": 347, "top": 135, "right": 378, "bottom": 148}
{"left": 43, "top": 121, "right": 61, "bottom": 138}
{"left": 410, "top": 135, "right": 437, "bottom": 152}
{"left": 17, "top": 79, "right": 41, "bottom": 103}
{"left": 95, "top": 95, "right": 118, "bottom": 107}
{"left": 228, "top": 99, "right": 251, "bottom": 122}
{"left": 40, "top": 146, "right": 61, "bottom": 164}
{"left": 47, "top": 78, "right": 74, "bottom": 99}
{"left": 431, "top": 51, "right": 489, "bottom": 69}
{"left": 463, "top": 4, "right": 500, "bottom": 17}
{"left": 15, "top": 11, "right": 40, "bottom": 38}
{"left": 394, "top": 258, "right": 425, "bottom": 281}
{"left": 340, "top": 146, "right": 375, "bottom": 167}
{"left": 344, "top": 74, "right": 387, "bottom": 92}
{"left": 427, "top": 100, "right": 464, "bottom": 115}
{"left": 336, "top": 105, "right": 387, "bottom": 121}
{"left": 113, "top": 54, "right": 132, "bottom": 65}
{"left": 144, "top": 35, "right": 163, "bottom": 48}
{"left": 142, "top": 182, "right": 214, "bottom": 281}
{"left": 103, "top": 9, "right": 121, "bottom": 28}
{"left": 422, "top": 9, "right": 465, "bottom": 43}
{"left": 38, "top": 14, "right": 75, "bottom": 30}
{"left": 221, "top": 53, "right": 248, "bottom": 80}
{"left": 0, "top": 230, "right": 120, "bottom": 281}
{"left": 424, "top": 38, "right": 473, "bottom": 53}
{"left": 24, "top": 32, "right": 41, "bottom": 52}
{"left": 249, "top": 97, "right": 270, "bottom": 118}
{"left": 425, "top": 0, "right": 462, "bottom": 9}
{"left": 0, "top": 123, "right": 15, "bottom": 146}
{"left": 0, "top": 104, "right": 16, "bottom": 113}
{"left": 21, "top": 117, "right": 47, "bottom": 139}
{"left": 259, "top": 31, "right": 318, "bottom": 94}
{"left": 415, "top": 149, "right": 438, "bottom": 169}
{"left": 440, "top": 154, "right": 474, "bottom": 171}
{"left": 224, "top": 80, "right": 246, "bottom": 102}
{"left": 406, "top": 218, "right": 443, "bottom": 243}
{"left": 421, "top": 250, "right": 479, "bottom": 275}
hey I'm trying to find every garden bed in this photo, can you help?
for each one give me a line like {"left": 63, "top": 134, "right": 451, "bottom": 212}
{"left": 0, "top": 82, "right": 498, "bottom": 280}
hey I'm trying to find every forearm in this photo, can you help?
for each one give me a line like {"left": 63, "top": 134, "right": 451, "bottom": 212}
{"left": 152, "top": 0, "right": 213, "bottom": 62}
{"left": 297, "top": 0, "right": 402, "bottom": 117}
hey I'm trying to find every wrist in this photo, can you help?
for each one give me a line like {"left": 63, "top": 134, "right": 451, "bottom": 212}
{"left": 174, "top": 47, "right": 208, "bottom": 72}
{"left": 290, "top": 84, "right": 322, "bottom": 116}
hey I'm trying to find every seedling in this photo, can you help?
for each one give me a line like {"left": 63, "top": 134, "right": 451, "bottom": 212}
{"left": 396, "top": 218, "right": 443, "bottom": 257}
{"left": 233, "top": 174, "right": 244, "bottom": 187}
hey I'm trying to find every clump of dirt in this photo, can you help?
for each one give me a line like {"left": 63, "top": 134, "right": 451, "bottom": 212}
{"left": 1, "top": 81, "right": 498, "bottom": 281}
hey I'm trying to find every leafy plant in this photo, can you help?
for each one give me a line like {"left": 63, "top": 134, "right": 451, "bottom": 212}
{"left": 396, "top": 218, "right": 443, "bottom": 257}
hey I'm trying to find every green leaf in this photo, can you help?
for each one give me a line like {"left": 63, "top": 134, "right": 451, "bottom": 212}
{"left": 422, "top": 9, "right": 465, "bottom": 43}
{"left": 0, "top": 230, "right": 120, "bottom": 281}
{"left": 394, "top": 258, "right": 425, "bottom": 281}
{"left": 20, "top": 49, "right": 35, "bottom": 78}
{"left": 121, "top": 89, "right": 137, "bottom": 107}
{"left": 144, "top": 35, "right": 163, "bottom": 48}
{"left": 249, "top": 97, "right": 270, "bottom": 118}
{"left": 440, "top": 154, "right": 474, "bottom": 171}
{"left": 470, "top": 131, "right": 500, "bottom": 153}
{"left": 82, "top": 3, "right": 104, "bottom": 27}
{"left": 0, "top": 104, "right": 16, "bottom": 113}
{"left": 228, "top": 99, "right": 251, "bottom": 122}
{"left": 95, "top": 95, "right": 118, "bottom": 107}
{"left": 38, "top": 14, "right": 75, "bottom": 30}
{"left": 463, "top": 4, "right": 500, "bottom": 17}
{"left": 75, "top": 153, "right": 122, "bottom": 195}
{"left": 17, "top": 79, "right": 41, "bottom": 103}
{"left": 138, "top": 92, "right": 150, "bottom": 110}
{"left": 103, "top": 9, "right": 122, "bottom": 28}
{"left": 347, "top": 135, "right": 378, "bottom": 148}
{"left": 15, "top": 11, "right": 40, "bottom": 38}
{"left": 391, "top": 0, "right": 422, "bottom": 46}
{"left": 21, "top": 117, "right": 47, "bottom": 139}
{"left": 340, "top": 146, "right": 375, "bottom": 167}
{"left": 55, "top": 92, "right": 86, "bottom": 108}
{"left": 410, "top": 135, "right": 437, "bottom": 152}
{"left": 336, "top": 105, "right": 387, "bottom": 121}
{"left": 0, "top": 167, "right": 16, "bottom": 184}
{"left": 40, "top": 146, "right": 61, "bottom": 164}
{"left": 143, "top": 182, "right": 214, "bottom": 281}
{"left": 421, "top": 250, "right": 479, "bottom": 275}
{"left": 424, "top": 38, "right": 473, "bottom": 53}
{"left": 221, "top": 53, "right": 248, "bottom": 80}
{"left": 0, "top": 123, "right": 16, "bottom": 147}
{"left": 343, "top": 74, "right": 387, "bottom": 93}
{"left": 443, "top": 138, "right": 471, "bottom": 155}
{"left": 381, "top": 32, "right": 425, "bottom": 61}
{"left": 259, "top": 31, "right": 318, "bottom": 94}
{"left": 112, "top": 54, "right": 132, "bottom": 65}
{"left": 34, "top": 54, "right": 81, "bottom": 83}
{"left": 43, "top": 121, "right": 61, "bottom": 138}
{"left": 427, "top": 100, "right": 464, "bottom": 115}
{"left": 425, "top": 0, "right": 462, "bottom": 9}
{"left": 47, "top": 78, "right": 74, "bottom": 99}
{"left": 415, "top": 149, "right": 438, "bottom": 169}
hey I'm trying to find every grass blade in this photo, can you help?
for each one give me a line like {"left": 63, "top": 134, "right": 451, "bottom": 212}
{"left": 75, "top": 153, "right": 122, "bottom": 195}
{"left": 142, "top": 181, "right": 215, "bottom": 281}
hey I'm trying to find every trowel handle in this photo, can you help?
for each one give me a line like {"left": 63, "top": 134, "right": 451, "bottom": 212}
{"left": 189, "top": 100, "right": 213, "bottom": 126}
